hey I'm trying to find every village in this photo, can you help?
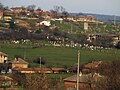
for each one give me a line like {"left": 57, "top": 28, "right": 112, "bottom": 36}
{"left": 0, "top": 50, "right": 115, "bottom": 90}
{"left": 0, "top": 2, "right": 120, "bottom": 90}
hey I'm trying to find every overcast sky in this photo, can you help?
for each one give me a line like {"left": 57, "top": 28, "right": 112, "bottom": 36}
{"left": 1, "top": 0, "right": 120, "bottom": 16}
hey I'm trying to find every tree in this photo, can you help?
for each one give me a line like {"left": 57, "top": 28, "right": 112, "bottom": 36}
{"left": 25, "top": 74, "right": 51, "bottom": 90}
{"left": 13, "top": 73, "right": 62, "bottom": 90}
{"left": 116, "top": 41, "right": 120, "bottom": 49}
{"left": 76, "top": 12, "right": 84, "bottom": 16}
{"left": 37, "top": 7, "right": 41, "bottom": 11}
{"left": 9, "top": 20, "right": 16, "bottom": 30}
{"left": 50, "top": 10, "right": 57, "bottom": 18}
{"left": 97, "top": 61, "right": 120, "bottom": 90}
{"left": 33, "top": 57, "right": 46, "bottom": 65}
{"left": 27, "top": 5, "right": 36, "bottom": 11}
{"left": 14, "top": 55, "right": 23, "bottom": 59}
{"left": 4, "top": 6, "right": 9, "bottom": 10}
{"left": 62, "top": 11, "right": 69, "bottom": 19}
{"left": 0, "top": 3, "right": 4, "bottom": 9}
{"left": 53, "top": 5, "right": 65, "bottom": 14}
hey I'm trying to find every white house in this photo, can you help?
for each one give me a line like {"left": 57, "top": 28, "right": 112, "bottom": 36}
{"left": 40, "top": 21, "right": 51, "bottom": 26}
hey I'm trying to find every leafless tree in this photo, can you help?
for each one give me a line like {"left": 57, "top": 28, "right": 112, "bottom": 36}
{"left": 97, "top": 61, "right": 120, "bottom": 90}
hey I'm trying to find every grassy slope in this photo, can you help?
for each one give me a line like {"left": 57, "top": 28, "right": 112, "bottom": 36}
{"left": 0, "top": 47, "right": 120, "bottom": 67}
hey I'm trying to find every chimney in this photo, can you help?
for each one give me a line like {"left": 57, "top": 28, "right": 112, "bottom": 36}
{"left": 79, "top": 71, "right": 82, "bottom": 76}
{"left": 15, "top": 57, "right": 19, "bottom": 61}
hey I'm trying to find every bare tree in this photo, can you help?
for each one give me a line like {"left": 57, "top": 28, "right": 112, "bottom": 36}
{"left": 27, "top": 5, "right": 36, "bottom": 11}
{"left": 25, "top": 74, "right": 51, "bottom": 90}
{"left": 53, "top": 5, "right": 66, "bottom": 14}
{"left": 0, "top": 3, "right": 4, "bottom": 9}
{"left": 97, "top": 61, "right": 120, "bottom": 90}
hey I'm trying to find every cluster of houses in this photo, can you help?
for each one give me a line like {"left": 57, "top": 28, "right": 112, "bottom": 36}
{"left": 0, "top": 51, "right": 106, "bottom": 90}
{"left": 0, "top": 6, "right": 100, "bottom": 28}
{"left": 64, "top": 61, "right": 104, "bottom": 90}
{"left": 0, "top": 51, "right": 66, "bottom": 74}
{"left": 0, "top": 51, "right": 67, "bottom": 88}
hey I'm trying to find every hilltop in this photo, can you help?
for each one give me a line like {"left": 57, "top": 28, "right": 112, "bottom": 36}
{"left": 70, "top": 13, "right": 120, "bottom": 23}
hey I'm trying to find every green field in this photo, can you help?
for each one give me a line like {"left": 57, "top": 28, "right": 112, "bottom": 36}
{"left": 0, "top": 47, "right": 120, "bottom": 67}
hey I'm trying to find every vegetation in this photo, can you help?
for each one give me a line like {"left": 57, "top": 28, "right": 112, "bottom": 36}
{"left": 13, "top": 73, "right": 64, "bottom": 90}
{"left": 97, "top": 60, "right": 120, "bottom": 90}
{"left": 0, "top": 46, "right": 120, "bottom": 68}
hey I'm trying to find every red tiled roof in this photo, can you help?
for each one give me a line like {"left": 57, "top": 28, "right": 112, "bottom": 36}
{"left": 16, "top": 68, "right": 52, "bottom": 71}
{"left": 51, "top": 68, "right": 65, "bottom": 71}
{"left": 84, "top": 61, "right": 103, "bottom": 69}
{"left": 13, "top": 67, "right": 65, "bottom": 72}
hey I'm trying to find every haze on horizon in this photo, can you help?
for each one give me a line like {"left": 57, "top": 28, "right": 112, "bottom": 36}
{"left": 1, "top": 0, "right": 120, "bottom": 16}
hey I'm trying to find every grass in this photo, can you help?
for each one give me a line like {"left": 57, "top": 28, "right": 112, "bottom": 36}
{"left": 51, "top": 20, "right": 81, "bottom": 32}
{"left": 0, "top": 46, "right": 120, "bottom": 67}
{"left": 19, "top": 18, "right": 40, "bottom": 23}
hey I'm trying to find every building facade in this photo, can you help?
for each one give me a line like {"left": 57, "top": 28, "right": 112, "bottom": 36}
{"left": 0, "top": 52, "right": 8, "bottom": 63}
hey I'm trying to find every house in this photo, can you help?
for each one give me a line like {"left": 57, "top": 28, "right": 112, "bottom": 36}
{"left": 0, "top": 75, "right": 18, "bottom": 87}
{"left": 13, "top": 67, "right": 53, "bottom": 74}
{"left": 0, "top": 52, "right": 8, "bottom": 63}
{"left": 34, "top": 9, "right": 43, "bottom": 17}
{"left": 15, "top": 20, "right": 30, "bottom": 28}
{"left": 12, "top": 67, "right": 66, "bottom": 74}
{"left": 83, "top": 61, "right": 103, "bottom": 73}
{"left": 66, "top": 16, "right": 75, "bottom": 21}
{"left": 3, "top": 16, "right": 12, "bottom": 22}
{"left": 51, "top": 68, "right": 66, "bottom": 73}
{"left": 77, "top": 16, "right": 86, "bottom": 21}
{"left": 76, "top": 15, "right": 94, "bottom": 22}
{"left": 0, "top": 9, "right": 3, "bottom": 20}
{"left": 40, "top": 21, "right": 51, "bottom": 26}
{"left": 9, "top": 58, "right": 29, "bottom": 69}
{"left": 84, "top": 61, "right": 103, "bottom": 69}
{"left": 10, "top": 7, "right": 26, "bottom": 13}
{"left": 64, "top": 73, "right": 102, "bottom": 90}
{"left": 87, "top": 33, "right": 120, "bottom": 46}
{"left": 41, "top": 10, "right": 52, "bottom": 19}
{"left": 86, "top": 16, "right": 94, "bottom": 21}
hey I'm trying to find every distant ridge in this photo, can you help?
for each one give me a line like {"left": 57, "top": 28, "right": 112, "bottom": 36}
{"left": 70, "top": 13, "right": 120, "bottom": 23}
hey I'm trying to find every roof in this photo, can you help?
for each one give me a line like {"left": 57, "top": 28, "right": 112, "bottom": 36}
{"left": 64, "top": 73, "right": 103, "bottom": 83}
{"left": 13, "top": 67, "right": 52, "bottom": 71}
{"left": 0, "top": 52, "right": 8, "bottom": 56}
{"left": 10, "top": 7, "right": 26, "bottom": 10}
{"left": 64, "top": 73, "right": 92, "bottom": 83}
{"left": 0, "top": 75, "right": 13, "bottom": 81}
{"left": 84, "top": 61, "right": 103, "bottom": 69}
{"left": 13, "top": 67, "right": 65, "bottom": 71}
{"left": 10, "top": 58, "right": 28, "bottom": 64}
{"left": 51, "top": 68, "right": 65, "bottom": 71}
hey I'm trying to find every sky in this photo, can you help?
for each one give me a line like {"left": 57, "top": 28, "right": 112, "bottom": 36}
{"left": 1, "top": 0, "right": 120, "bottom": 16}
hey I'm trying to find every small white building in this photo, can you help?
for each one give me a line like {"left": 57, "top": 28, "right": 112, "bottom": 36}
{"left": 40, "top": 21, "right": 51, "bottom": 26}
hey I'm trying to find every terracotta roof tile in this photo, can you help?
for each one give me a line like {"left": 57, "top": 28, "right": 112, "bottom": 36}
{"left": 84, "top": 61, "right": 102, "bottom": 69}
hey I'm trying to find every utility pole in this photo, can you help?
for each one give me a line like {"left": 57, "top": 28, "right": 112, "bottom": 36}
{"left": 71, "top": 23, "right": 73, "bottom": 33}
{"left": 24, "top": 51, "right": 26, "bottom": 60}
{"left": 40, "top": 57, "right": 41, "bottom": 68}
{"left": 113, "top": 15, "right": 116, "bottom": 25}
{"left": 77, "top": 50, "right": 80, "bottom": 90}
{"left": 96, "top": 17, "right": 98, "bottom": 28}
